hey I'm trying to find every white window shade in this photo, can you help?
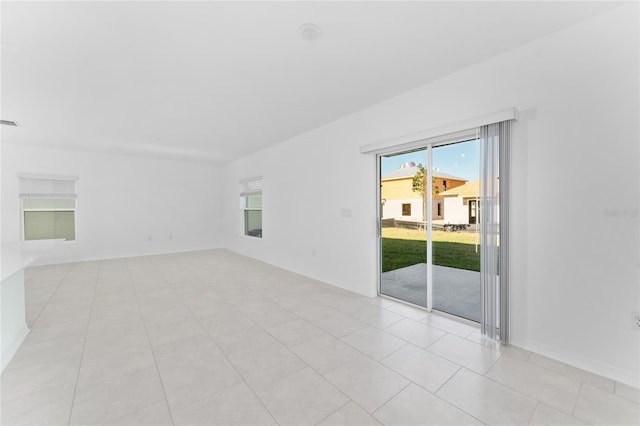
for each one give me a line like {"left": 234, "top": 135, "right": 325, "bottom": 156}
{"left": 18, "top": 174, "right": 78, "bottom": 199}
{"left": 240, "top": 176, "right": 263, "bottom": 196}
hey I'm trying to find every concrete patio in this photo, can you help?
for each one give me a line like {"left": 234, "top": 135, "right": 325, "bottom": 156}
{"left": 381, "top": 263, "right": 480, "bottom": 322}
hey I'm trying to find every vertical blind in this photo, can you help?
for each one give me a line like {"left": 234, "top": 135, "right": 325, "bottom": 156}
{"left": 479, "top": 121, "right": 511, "bottom": 342}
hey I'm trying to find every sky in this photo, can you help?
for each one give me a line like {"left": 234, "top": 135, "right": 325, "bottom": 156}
{"left": 381, "top": 139, "right": 479, "bottom": 182}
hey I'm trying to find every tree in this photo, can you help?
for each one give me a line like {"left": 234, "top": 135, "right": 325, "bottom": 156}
{"left": 412, "top": 164, "right": 439, "bottom": 223}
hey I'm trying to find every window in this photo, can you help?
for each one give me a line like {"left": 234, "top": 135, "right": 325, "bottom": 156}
{"left": 437, "top": 202, "right": 442, "bottom": 217}
{"left": 19, "top": 174, "right": 78, "bottom": 241}
{"left": 240, "top": 177, "right": 262, "bottom": 238}
{"left": 402, "top": 203, "right": 411, "bottom": 216}
{"left": 243, "top": 194, "right": 262, "bottom": 238}
{"left": 443, "top": 180, "right": 447, "bottom": 191}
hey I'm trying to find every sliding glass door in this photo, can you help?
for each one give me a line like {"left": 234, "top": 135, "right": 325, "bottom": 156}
{"left": 431, "top": 140, "right": 481, "bottom": 322}
{"left": 374, "top": 118, "right": 512, "bottom": 341}
{"left": 378, "top": 139, "right": 482, "bottom": 322}
{"left": 379, "top": 149, "right": 429, "bottom": 308}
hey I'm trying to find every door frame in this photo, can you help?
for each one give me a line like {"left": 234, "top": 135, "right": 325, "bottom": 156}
{"left": 468, "top": 199, "right": 477, "bottom": 224}
{"left": 376, "top": 132, "right": 487, "bottom": 315}
{"left": 376, "top": 149, "right": 433, "bottom": 311}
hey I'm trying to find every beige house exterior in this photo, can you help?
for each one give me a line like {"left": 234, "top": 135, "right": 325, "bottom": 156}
{"left": 438, "top": 180, "right": 480, "bottom": 225}
{"left": 380, "top": 163, "right": 467, "bottom": 222}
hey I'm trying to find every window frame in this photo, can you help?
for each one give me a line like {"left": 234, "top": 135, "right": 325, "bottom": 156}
{"left": 18, "top": 174, "right": 78, "bottom": 243}
{"left": 402, "top": 203, "right": 411, "bottom": 216}
{"left": 239, "top": 176, "right": 263, "bottom": 240}
{"left": 21, "top": 203, "right": 78, "bottom": 242}
{"left": 242, "top": 193, "right": 262, "bottom": 239}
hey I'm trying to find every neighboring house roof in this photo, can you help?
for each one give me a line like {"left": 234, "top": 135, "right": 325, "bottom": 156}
{"left": 439, "top": 180, "right": 480, "bottom": 197}
{"left": 381, "top": 165, "right": 467, "bottom": 181}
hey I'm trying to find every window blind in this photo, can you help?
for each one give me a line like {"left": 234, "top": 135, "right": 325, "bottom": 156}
{"left": 18, "top": 174, "right": 78, "bottom": 199}
{"left": 240, "top": 176, "right": 263, "bottom": 197}
{"left": 479, "top": 120, "right": 511, "bottom": 343}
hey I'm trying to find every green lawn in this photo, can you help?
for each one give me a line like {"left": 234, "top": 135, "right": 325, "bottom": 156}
{"left": 381, "top": 238, "right": 480, "bottom": 272}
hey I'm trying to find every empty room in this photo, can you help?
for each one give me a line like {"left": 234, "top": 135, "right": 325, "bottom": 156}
{"left": 1, "top": 1, "right": 639, "bottom": 425}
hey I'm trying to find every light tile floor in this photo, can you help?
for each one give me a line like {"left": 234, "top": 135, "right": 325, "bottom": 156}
{"left": 1, "top": 249, "right": 639, "bottom": 425}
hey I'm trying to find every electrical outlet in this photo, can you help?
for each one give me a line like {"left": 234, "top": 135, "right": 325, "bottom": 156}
{"left": 340, "top": 208, "right": 352, "bottom": 218}
{"left": 632, "top": 311, "right": 640, "bottom": 331}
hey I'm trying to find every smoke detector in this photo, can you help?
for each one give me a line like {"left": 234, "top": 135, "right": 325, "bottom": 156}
{"left": 298, "top": 23, "right": 322, "bottom": 41}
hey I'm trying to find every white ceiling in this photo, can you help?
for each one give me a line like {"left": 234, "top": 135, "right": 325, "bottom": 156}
{"left": 1, "top": 1, "right": 621, "bottom": 164}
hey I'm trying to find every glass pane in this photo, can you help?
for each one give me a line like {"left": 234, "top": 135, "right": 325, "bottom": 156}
{"left": 23, "top": 199, "right": 76, "bottom": 209}
{"left": 246, "top": 194, "right": 262, "bottom": 209}
{"left": 380, "top": 149, "right": 428, "bottom": 308}
{"left": 432, "top": 139, "right": 480, "bottom": 322}
{"left": 24, "top": 211, "right": 75, "bottom": 241}
{"left": 244, "top": 210, "right": 262, "bottom": 238}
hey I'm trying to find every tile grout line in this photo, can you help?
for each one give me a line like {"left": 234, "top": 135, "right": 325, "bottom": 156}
{"left": 526, "top": 401, "right": 541, "bottom": 425}
{"left": 425, "top": 321, "right": 479, "bottom": 339}
{"left": 215, "top": 300, "right": 351, "bottom": 423}
{"left": 26, "top": 264, "right": 73, "bottom": 330}
{"left": 420, "top": 332, "right": 503, "bottom": 377}
{"left": 521, "top": 358, "right": 599, "bottom": 415}
{"left": 178, "top": 256, "right": 456, "bottom": 421}
{"left": 484, "top": 346, "right": 504, "bottom": 374}
{"left": 0, "top": 265, "right": 74, "bottom": 406}
{"left": 526, "top": 355, "right": 616, "bottom": 395}
{"left": 193, "top": 274, "right": 378, "bottom": 424}
{"left": 432, "top": 364, "right": 463, "bottom": 395}
{"left": 378, "top": 340, "right": 410, "bottom": 360}
{"left": 429, "top": 367, "right": 491, "bottom": 426}
{"left": 19, "top": 251, "right": 631, "bottom": 426}
{"left": 377, "top": 343, "right": 466, "bottom": 398}
{"left": 247, "top": 327, "right": 358, "bottom": 425}
{"left": 473, "top": 363, "right": 585, "bottom": 420}
{"left": 158, "top": 263, "right": 280, "bottom": 425}
{"left": 571, "top": 382, "right": 584, "bottom": 417}
{"left": 370, "top": 381, "right": 413, "bottom": 421}
{"left": 312, "top": 399, "right": 353, "bottom": 426}
{"left": 486, "top": 350, "right": 614, "bottom": 419}
{"left": 611, "top": 382, "right": 640, "bottom": 404}
{"left": 127, "top": 260, "right": 178, "bottom": 426}
{"left": 256, "top": 318, "right": 360, "bottom": 421}
{"left": 65, "top": 262, "right": 100, "bottom": 426}
{"left": 289, "top": 321, "right": 447, "bottom": 423}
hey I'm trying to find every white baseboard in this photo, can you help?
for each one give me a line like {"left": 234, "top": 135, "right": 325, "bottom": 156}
{"left": 511, "top": 336, "right": 640, "bottom": 388}
{"left": 30, "top": 244, "right": 224, "bottom": 266}
{"left": 1, "top": 324, "right": 30, "bottom": 373}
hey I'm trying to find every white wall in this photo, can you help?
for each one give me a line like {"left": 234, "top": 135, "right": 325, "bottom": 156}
{"left": 382, "top": 199, "right": 423, "bottom": 221}
{"left": 1, "top": 270, "right": 28, "bottom": 372}
{"left": 443, "top": 197, "right": 468, "bottom": 225}
{"left": 222, "top": 4, "right": 639, "bottom": 385}
{"left": 1, "top": 144, "right": 223, "bottom": 264}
